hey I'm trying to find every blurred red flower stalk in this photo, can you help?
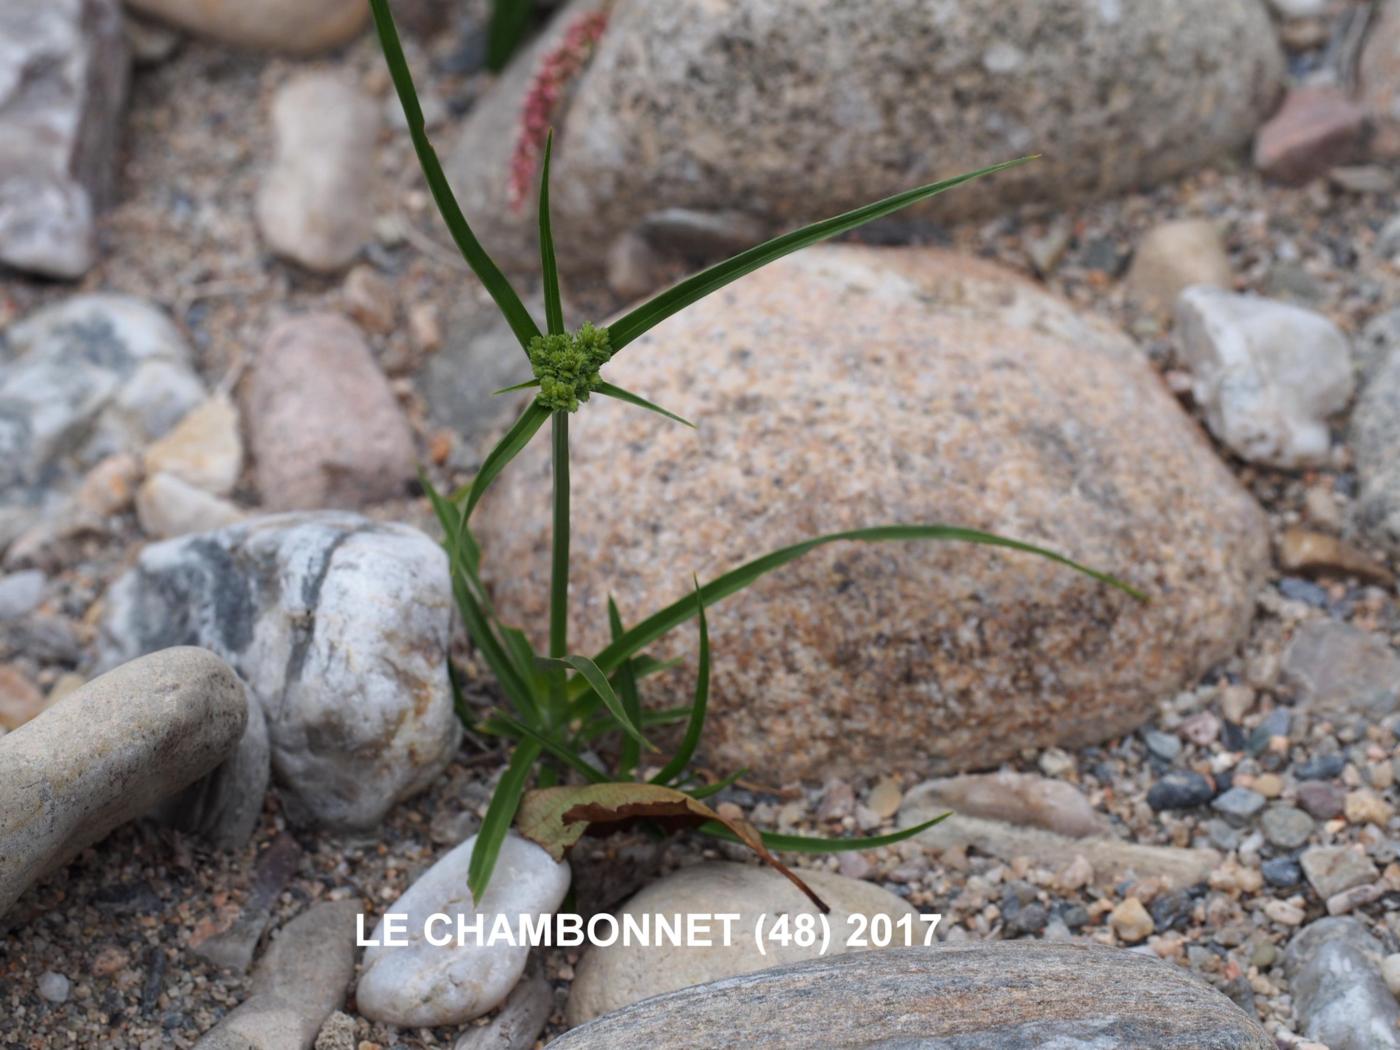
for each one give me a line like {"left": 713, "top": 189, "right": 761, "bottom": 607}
{"left": 508, "top": 9, "right": 610, "bottom": 211}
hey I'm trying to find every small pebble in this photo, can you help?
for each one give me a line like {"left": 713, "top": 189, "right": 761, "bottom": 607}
{"left": 1212, "top": 786, "right": 1266, "bottom": 825}
{"left": 1261, "top": 857, "right": 1302, "bottom": 888}
{"left": 1148, "top": 770, "right": 1215, "bottom": 811}
{"left": 1109, "top": 898, "right": 1154, "bottom": 944}
{"left": 37, "top": 972, "right": 70, "bottom": 1003}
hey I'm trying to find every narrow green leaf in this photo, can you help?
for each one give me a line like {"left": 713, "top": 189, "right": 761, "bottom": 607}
{"left": 595, "top": 381, "right": 696, "bottom": 429}
{"left": 500, "top": 626, "right": 545, "bottom": 699}
{"left": 541, "top": 654, "right": 653, "bottom": 751}
{"left": 467, "top": 739, "right": 541, "bottom": 899}
{"left": 576, "top": 705, "right": 693, "bottom": 742}
{"left": 700, "top": 812, "right": 951, "bottom": 853}
{"left": 493, "top": 379, "right": 541, "bottom": 396}
{"left": 487, "top": 0, "right": 534, "bottom": 72}
{"left": 685, "top": 768, "right": 746, "bottom": 800}
{"left": 538, "top": 131, "right": 564, "bottom": 337}
{"left": 369, "top": 0, "right": 540, "bottom": 353}
{"left": 483, "top": 712, "right": 610, "bottom": 783}
{"left": 608, "top": 597, "right": 643, "bottom": 777}
{"left": 575, "top": 524, "right": 1145, "bottom": 693}
{"left": 422, "top": 470, "right": 538, "bottom": 721}
{"left": 651, "top": 580, "right": 709, "bottom": 784}
{"left": 458, "top": 401, "right": 552, "bottom": 517}
{"left": 606, "top": 157, "right": 1035, "bottom": 353}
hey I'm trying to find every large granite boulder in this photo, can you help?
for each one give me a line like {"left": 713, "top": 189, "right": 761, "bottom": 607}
{"left": 549, "top": 945, "right": 1273, "bottom": 1049}
{"left": 448, "top": 0, "right": 1283, "bottom": 279}
{"left": 475, "top": 247, "right": 1269, "bottom": 783}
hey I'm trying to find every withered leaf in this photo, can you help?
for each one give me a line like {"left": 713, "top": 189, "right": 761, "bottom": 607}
{"left": 516, "top": 782, "right": 830, "bottom": 913}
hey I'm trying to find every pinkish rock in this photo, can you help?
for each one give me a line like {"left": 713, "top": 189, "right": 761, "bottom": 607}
{"left": 244, "top": 315, "right": 415, "bottom": 511}
{"left": 1254, "top": 85, "right": 1368, "bottom": 185}
{"left": 475, "top": 246, "right": 1269, "bottom": 783}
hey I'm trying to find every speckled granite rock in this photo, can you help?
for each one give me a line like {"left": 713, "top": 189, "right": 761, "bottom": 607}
{"left": 475, "top": 246, "right": 1270, "bottom": 782}
{"left": 0, "top": 0, "right": 128, "bottom": 278}
{"left": 549, "top": 945, "right": 1273, "bottom": 1049}
{"left": 128, "top": 0, "right": 367, "bottom": 55}
{"left": 449, "top": 0, "right": 1282, "bottom": 277}
{"left": 1353, "top": 342, "right": 1400, "bottom": 556}
{"left": 99, "top": 512, "right": 459, "bottom": 830}
{"left": 1282, "top": 621, "right": 1400, "bottom": 718}
{"left": 0, "top": 294, "right": 205, "bottom": 553}
{"left": 566, "top": 862, "right": 919, "bottom": 1025}
{"left": 0, "top": 648, "right": 246, "bottom": 920}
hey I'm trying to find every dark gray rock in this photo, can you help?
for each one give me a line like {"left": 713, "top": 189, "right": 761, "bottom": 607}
{"left": 548, "top": 945, "right": 1272, "bottom": 1049}
{"left": 154, "top": 681, "right": 269, "bottom": 849}
{"left": 99, "top": 512, "right": 459, "bottom": 831}
{"left": 1149, "top": 769, "right": 1216, "bottom": 811}
{"left": 0, "top": 0, "right": 128, "bottom": 278}
{"left": 1285, "top": 917, "right": 1400, "bottom": 1050}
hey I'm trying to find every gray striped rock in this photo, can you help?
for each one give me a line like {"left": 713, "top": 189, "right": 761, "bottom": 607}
{"left": 549, "top": 945, "right": 1273, "bottom": 1049}
{"left": 0, "top": 294, "right": 204, "bottom": 553}
{"left": 0, "top": 648, "right": 246, "bottom": 920}
{"left": 99, "top": 512, "right": 459, "bottom": 831}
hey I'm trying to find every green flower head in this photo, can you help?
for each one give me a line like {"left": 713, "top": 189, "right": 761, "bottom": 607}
{"left": 530, "top": 322, "right": 612, "bottom": 412}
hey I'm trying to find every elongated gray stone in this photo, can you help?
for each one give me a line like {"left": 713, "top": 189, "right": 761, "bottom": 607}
{"left": 0, "top": 647, "right": 246, "bottom": 920}
{"left": 195, "top": 899, "right": 362, "bottom": 1050}
{"left": 549, "top": 945, "right": 1273, "bottom": 1049}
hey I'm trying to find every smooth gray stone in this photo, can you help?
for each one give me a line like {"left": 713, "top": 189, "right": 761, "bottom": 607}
{"left": 0, "top": 647, "right": 246, "bottom": 920}
{"left": 548, "top": 945, "right": 1273, "bottom": 1049}
{"left": 1285, "top": 917, "right": 1400, "bottom": 1050}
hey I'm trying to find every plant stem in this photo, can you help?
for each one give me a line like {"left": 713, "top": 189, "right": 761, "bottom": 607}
{"left": 548, "top": 410, "right": 570, "bottom": 725}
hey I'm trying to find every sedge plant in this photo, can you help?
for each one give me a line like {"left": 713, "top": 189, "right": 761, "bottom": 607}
{"left": 370, "top": 0, "right": 1145, "bottom": 904}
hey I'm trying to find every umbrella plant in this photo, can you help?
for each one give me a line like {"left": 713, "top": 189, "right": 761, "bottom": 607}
{"left": 369, "top": 0, "right": 1144, "bottom": 904}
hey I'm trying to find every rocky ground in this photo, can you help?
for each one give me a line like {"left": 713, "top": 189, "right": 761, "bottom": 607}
{"left": 3, "top": 0, "right": 1400, "bottom": 1048}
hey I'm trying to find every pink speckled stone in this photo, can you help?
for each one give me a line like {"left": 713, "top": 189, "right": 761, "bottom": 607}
{"left": 475, "top": 246, "right": 1268, "bottom": 782}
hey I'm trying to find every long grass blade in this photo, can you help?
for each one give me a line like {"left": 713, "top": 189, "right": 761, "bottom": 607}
{"left": 541, "top": 654, "right": 652, "bottom": 751}
{"left": 608, "top": 597, "right": 643, "bottom": 777}
{"left": 483, "top": 713, "right": 610, "bottom": 783}
{"left": 700, "top": 812, "right": 951, "bottom": 853}
{"left": 577, "top": 524, "right": 1145, "bottom": 691}
{"left": 467, "top": 739, "right": 541, "bottom": 899}
{"left": 457, "top": 401, "right": 552, "bottom": 516}
{"left": 651, "top": 580, "right": 709, "bottom": 785}
{"left": 606, "top": 157, "right": 1035, "bottom": 352}
{"left": 369, "top": 0, "right": 540, "bottom": 353}
{"left": 686, "top": 768, "right": 746, "bottom": 800}
{"left": 595, "top": 382, "right": 696, "bottom": 429}
{"left": 487, "top": 0, "right": 533, "bottom": 72}
{"left": 538, "top": 131, "right": 564, "bottom": 337}
{"left": 493, "top": 379, "right": 541, "bottom": 396}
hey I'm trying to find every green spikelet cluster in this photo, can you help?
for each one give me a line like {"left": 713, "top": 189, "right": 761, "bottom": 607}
{"left": 530, "top": 323, "right": 612, "bottom": 412}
